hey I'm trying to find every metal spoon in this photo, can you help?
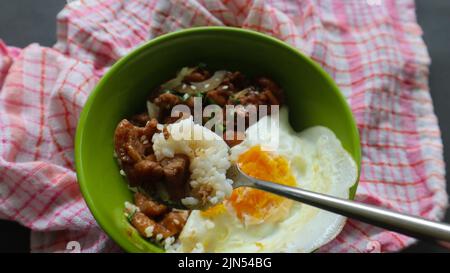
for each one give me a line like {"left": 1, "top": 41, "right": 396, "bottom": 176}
{"left": 226, "top": 164, "right": 450, "bottom": 243}
{"left": 144, "top": 163, "right": 450, "bottom": 244}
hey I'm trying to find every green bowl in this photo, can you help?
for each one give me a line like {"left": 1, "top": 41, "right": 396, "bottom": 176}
{"left": 75, "top": 26, "right": 361, "bottom": 253}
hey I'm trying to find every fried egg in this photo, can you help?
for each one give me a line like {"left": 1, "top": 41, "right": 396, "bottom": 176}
{"left": 169, "top": 108, "right": 358, "bottom": 252}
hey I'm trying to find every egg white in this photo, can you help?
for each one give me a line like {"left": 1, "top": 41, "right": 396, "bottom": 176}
{"left": 170, "top": 108, "right": 358, "bottom": 253}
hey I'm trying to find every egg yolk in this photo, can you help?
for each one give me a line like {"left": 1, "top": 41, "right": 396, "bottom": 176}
{"left": 201, "top": 203, "right": 226, "bottom": 218}
{"left": 229, "top": 145, "right": 297, "bottom": 223}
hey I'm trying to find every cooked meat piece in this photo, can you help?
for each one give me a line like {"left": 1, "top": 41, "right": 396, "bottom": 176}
{"left": 115, "top": 122, "right": 142, "bottom": 164}
{"left": 160, "top": 154, "right": 191, "bottom": 200}
{"left": 206, "top": 89, "right": 229, "bottom": 106}
{"left": 238, "top": 90, "right": 267, "bottom": 106}
{"left": 159, "top": 211, "right": 189, "bottom": 236}
{"left": 163, "top": 115, "right": 181, "bottom": 124}
{"left": 223, "top": 130, "right": 245, "bottom": 147}
{"left": 114, "top": 118, "right": 159, "bottom": 186}
{"left": 223, "top": 71, "right": 249, "bottom": 91}
{"left": 230, "top": 77, "right": 283, "bottom": 109}
{"left": 185, "top": 96, "right": 195, "bottom": 108}
{"left": 162, "top": 109, "right": 192, "bottom": 124}
{"left": 130, "top": 211, "right": 156, "bottom": 238}
{"left": 143, "top": 118, "right": 159, "bottom": 136}
{"left": 256, "top": 77, "right": 284, "bottom": 104}
{"left": 130, "top": 209, "right": 188, "bottom": 240}
{"left": 160, "top": 155, "right": 190, "bottom": 174}
{"left": 146, "top": 154, "right": 157, "bottom": 161}
{"left": 115, "top": 120, "right": 191, "bottom": 195}
{"left": 131, "top": 212, "right": 172, "bottom": 239}
{"left": 153, "top": 93, "right": 182, "bottom": 110}
{"left": 134, "top": 192, "right": 168, "bottom": 217}
{"left": 183, "top": 68, "right": 210, "bottom": 82}
{"left": 126, "top": 143, "right": 144, "bottom": 162}
{"left": 155, "top": 94, "right": 193, "bottom": 124}
{"left": 134, "top": 159, "right": 164, "bottom": 181}
{"left": 261, "top": 89, "right": 279, "bottom": 105}
{"left": 115, "top": 119, "right": 158, "bottom": 161}
{"left": 130, "top": 112, "right": 150, "bottom": 127}
{"left": 237, "top": 92, "right": 279, "bottom": 117}
{"left": 115, "top": 120, "right": 139, "bottom": 161}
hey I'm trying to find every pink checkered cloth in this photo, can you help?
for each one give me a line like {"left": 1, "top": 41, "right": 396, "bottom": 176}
{"left": 0, "top": 0, "right": 447, "bottom": 253}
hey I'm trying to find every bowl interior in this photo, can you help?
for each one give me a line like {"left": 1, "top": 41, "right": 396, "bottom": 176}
{"left": 75, "top": 27, "right": 361, "bottom": 253}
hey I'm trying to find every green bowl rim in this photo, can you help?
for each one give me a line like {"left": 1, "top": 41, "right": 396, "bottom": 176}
{"left": 75, "top": 26, "right": 361, "bottom": 253}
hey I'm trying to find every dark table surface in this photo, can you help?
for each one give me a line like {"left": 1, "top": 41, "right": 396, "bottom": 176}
{"left": 0, "top": 0, "right": 449, "bottom": 253}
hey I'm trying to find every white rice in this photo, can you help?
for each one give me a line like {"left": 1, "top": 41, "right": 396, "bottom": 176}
{"left": 152, "top": 117, "right": 233, "bottom": 209}
{"left": 144, "top": 226, "right": 154, "bottom": 238}
{"left": 163, "top": 236, "right": 175, "bottom": 250}
{"left": 124, "top": 201, "right": 139, "bottom": 215}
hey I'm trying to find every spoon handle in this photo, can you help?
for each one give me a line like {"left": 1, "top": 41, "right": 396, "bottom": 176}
{"left": 244, "top": 176, "right": 450, "bottom": 243}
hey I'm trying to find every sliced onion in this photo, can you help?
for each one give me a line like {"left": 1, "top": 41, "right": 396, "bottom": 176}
{"left": 229, "top": 87, "right": 253, "bottom": 103}
{"left": 232, "top": 88, "right": 252, "bottom": 99}
{"left": 161, "top": 66, "right": 197, "bottom": 90}
{"left": 146, "top": 101, "right": 160, "bottom": 119}
{"left": 176, "top": 70, "right": 227, "bottom": 94}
